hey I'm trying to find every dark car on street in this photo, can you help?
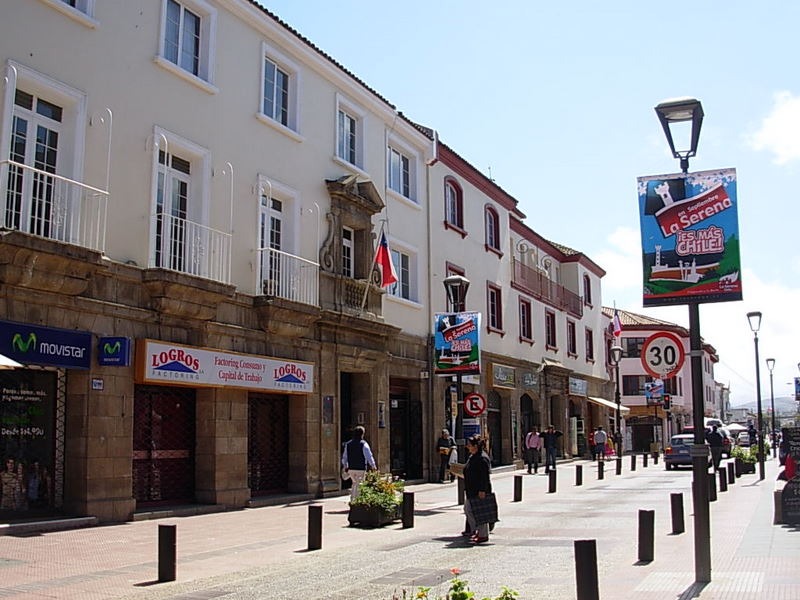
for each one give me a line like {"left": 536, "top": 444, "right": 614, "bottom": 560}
{"left": 664, "top": 434, "right": 711, "bottom": 470}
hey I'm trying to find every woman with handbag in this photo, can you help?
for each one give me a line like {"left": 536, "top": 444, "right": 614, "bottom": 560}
{"left": 463, "top": 435, "right": 494, "bottom": 544}
{"left": 436, "top": 429, "right": 456, "bottom": 482}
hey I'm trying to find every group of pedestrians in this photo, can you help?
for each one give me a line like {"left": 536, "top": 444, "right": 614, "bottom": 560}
{"left": 523, "top": 425, "right": 563, "bottom": 473}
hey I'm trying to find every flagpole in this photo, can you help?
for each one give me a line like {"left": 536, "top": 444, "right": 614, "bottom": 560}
{"left": 359, "top": 220, "right": 386, "bottom": 313}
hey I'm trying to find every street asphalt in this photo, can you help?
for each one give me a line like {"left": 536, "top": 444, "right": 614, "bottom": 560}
{"left": 0, "top": 454, "right": 796, "bottom": 599}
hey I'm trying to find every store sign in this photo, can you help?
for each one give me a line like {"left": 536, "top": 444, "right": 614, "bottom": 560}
{"left": 520, "top": 371, "right": 538, "bottom": 390}
{"left": 569, "top": 377, "right": 587, "bottom": 396}
{"left": 433, "top": 312, "right": 481, "bottom": 375}
{"left": 98, "top": 337, "right": 131, "bottom": 366}
{"left": 637, "top": 168, "right": 742, "bottom": 306}
{"left": 135, "top": 340, "right": 314, "bottom": 393}
{"left": 492, "top": 364, "right": 515, "bottom": 389}
{"left": 0, "top": 319, "right": 91, "bottom": 369}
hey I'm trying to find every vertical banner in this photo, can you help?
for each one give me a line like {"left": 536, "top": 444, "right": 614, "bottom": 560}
{"left": 637, "top": 168, "right": 742, "bottom": 306}
{"left": 433, "top": 312, "right": 481, "bottom": 375}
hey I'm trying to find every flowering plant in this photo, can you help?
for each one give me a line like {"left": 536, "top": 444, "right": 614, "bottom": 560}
{"left": 349, "top": 470, "right": 404, "bottom": 515}
{"left": 391, "top": 568, "right": 518, "bottom": 600}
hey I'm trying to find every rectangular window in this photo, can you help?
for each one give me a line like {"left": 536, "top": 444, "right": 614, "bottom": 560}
{"left": 155, "top": 151, "right": 191, "bottom": 272}
{"left": 519, "top": 298, "right": 532, "bottom": 341}
{"left": 388, "top": 147, "right": 410, "bottom": 198}
{"left": 388, "top": 249, "right": 411, "bottom": 300}
{"left": 487, "top": 285, "right": 502, "bottom": 331}
{"left": 337, "top": 109, "right": 357, "bottom": 164}
{"left": 264, "top": 58, "right": 290, "bottom": 126}
{"left": 545, "top": 310, "right": 557, "bottom": 348}
{"left": 567, "top": 320, "right": 577, "bottom": 355}
{"left": 622, "top": 375, "right": 653, "bottom": 396}
{"left": 342, "top": 226, "right": 353, "bottom": 278}
{"left": 585, "top": 328, "right": 594, "bottom": 360}
{"left": 165, "top": 0, "right": 200, "bottom": 76}
{"left": 623, "top": 337, "right": 646, "bottom": 358}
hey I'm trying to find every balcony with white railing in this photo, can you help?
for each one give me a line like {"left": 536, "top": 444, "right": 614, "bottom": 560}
{"left": 257, "top": 247, "right": 319, "bottom": 307}
{"left": 150, "top": 212, "right": 232, "bottom": 284}
{"left": 1, "top": 159, "right": 108, "bottom": 253}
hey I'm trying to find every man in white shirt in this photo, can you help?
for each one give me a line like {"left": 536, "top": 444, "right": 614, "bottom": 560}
{"left": 341, "top": 426, "right": 377, "bottom": 500}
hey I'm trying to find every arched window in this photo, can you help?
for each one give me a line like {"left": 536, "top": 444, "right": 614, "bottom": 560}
{"left": 583, "top": 274, "right": 592, "bottom": 306}
{"left": 444, "top": 178, "right": 464, "bottom": 231}
{"left": 484, "top": 205, "right": 500, "bottom": 253}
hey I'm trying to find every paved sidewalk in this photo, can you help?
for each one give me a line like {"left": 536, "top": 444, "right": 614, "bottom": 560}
{"left": 0, "top": 456, "right": 796, "bottom": 599}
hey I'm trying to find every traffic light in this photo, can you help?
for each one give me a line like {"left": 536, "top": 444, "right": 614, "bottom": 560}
{"left": 663, "top": 395, "right": 671, "bottom": 410}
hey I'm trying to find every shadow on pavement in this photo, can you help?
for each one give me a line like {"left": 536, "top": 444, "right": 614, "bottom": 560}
{"left": 676, "top": 581, "right": 708, "bottom": 599}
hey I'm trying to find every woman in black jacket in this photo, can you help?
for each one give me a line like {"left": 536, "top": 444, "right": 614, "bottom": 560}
{"left": 463, "top": 435, "right": 492, "bottom": 544}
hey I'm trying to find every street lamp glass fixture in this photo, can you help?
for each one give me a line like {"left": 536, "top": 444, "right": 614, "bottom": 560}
{"left": 766, "top": 358, "right": 775, "bottom": 372}
{"left": 746, "top": 311, "right": 762, "bottom": 333}
{"left": 443, "top": 274, "right": 470, "bottom": 313}
{"left": 655, "top": 97, "right": 704, "bottom": 171}
{"left": 610, "top": 345, "right": 623, "bottom": 365}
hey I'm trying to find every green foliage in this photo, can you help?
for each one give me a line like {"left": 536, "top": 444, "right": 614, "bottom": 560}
{"left": 391, "top": 570, "right": 518, "bottom": 600}
{"left": 349, "top": 470, "right": 404, "bottom": 514}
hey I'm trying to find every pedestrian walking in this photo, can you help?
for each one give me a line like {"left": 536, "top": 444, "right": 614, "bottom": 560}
{"left": 524, "top": 427, "right": 543, "bottom": 474}
{"left": 436, "top": 429, "right": 456, "bottom": 482}
{"left": 542, "top": 425, "right": 563, "bottom": 473}
{"left": 747, "top": 424, "right": 757, "bottom": 448}
{"left": 594, "top": 427, "right": 608, "bottom": 462}
{"left": 463, "top": 435, "right": 495, "bottom": 544}
{"left": 341, "top": 426, "right": 376, "bottom": 501}
{"left": 706, "top": 425, "right": 724, "bottom": 471}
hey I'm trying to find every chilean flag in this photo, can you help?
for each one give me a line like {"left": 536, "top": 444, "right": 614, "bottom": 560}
{"left": 375, "top": 232, "right": 398, "bottom": 287}
{"left": 612, "top": 308, "right": 623, "bottom": 337}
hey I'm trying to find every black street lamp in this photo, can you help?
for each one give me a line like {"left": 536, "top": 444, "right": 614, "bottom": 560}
{"left": 766, "top": 358, "right": 776, "bottom": 457}
{"left": 442, "top": 274, "right": 470, "bottom": 462}
{"left": 654, "top": 96, "right": 710, "bottom": 584}
{"left": 746, "top": 311, "right": 766, "bottom": 481}
{"left": 610, "top": 345, "right": 624, "bottom": 455}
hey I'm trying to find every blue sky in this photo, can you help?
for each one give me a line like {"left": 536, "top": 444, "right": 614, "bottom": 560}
{"left": 261, "top": 1, "right": 800, "bottom": 408}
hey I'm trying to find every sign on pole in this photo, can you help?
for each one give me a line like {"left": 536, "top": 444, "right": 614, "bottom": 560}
{"left": 433, "top": 312, "right": 481, "bottom": 375}
{"left": 641, "top": 332, "right": 685, "bottom": 379}
{"left": 637, "top": 168, "right": 742, "bottom": 307}
{"left": 463, "top": 392, "right": 487, "bottom": 417}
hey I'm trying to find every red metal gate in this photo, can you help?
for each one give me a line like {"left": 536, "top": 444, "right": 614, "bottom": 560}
{"left": 133, "top": 386, "right": 195, "bottom": 506}
{"left": 248, "top": 394, "right": 288, "bottom": 495}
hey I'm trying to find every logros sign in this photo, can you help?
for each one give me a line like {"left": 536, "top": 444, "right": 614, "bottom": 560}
{"left": 135, "top": 340, "right": 313, "bottom": 394}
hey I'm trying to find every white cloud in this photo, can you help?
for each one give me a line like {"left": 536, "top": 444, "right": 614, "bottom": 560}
{"left": 748, "top": 91, "right": 800, "bottom": 164}
{"left": 598, "top": 227, "right": 800, "bottom": 409}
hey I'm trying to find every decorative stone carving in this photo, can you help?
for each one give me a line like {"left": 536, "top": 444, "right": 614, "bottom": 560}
{"left": 254, "top": 295, "right": 320, "bottom": 337}
{"left": 142, "top": 269, "right": 235, "bottom": 321}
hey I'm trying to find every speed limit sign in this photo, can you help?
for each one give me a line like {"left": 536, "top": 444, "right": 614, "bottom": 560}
{"left": 641, "top": 332, "right": 685, "bottom": 379}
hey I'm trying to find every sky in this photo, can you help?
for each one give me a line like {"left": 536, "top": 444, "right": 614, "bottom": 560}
{"left": 260, "top": 1, "right": 800, "bottom": 408}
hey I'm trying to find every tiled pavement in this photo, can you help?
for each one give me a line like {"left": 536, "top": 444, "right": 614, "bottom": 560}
{"left": 0, "top": 456, "right": 796, "bottom": 599}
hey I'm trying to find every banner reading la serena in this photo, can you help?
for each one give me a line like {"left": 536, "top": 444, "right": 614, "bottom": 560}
{"left": 637, "top": 168, "right": 742, "bottom": 306}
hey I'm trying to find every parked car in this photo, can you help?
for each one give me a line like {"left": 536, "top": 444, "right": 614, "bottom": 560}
{"left": 680, "top": 425, "right": 733, "bottom": 458}
{"left": 736, "top": 431, "right": 751, "bottom": 447}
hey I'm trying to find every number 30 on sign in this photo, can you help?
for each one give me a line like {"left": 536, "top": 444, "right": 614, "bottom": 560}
{"left": 640, "top": 332, "right": 685, "bottom": 379}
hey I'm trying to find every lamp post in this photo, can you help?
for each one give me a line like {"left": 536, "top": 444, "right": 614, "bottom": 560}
{"left": 610, "top": 345, "right": 623, "bottom": 455}
{"left": 443, "top": 274, "right": 470, "bottom": 461}
{"left": 654, "top": 97, "right": 710, "bottom": 583}
{"left": 766, "top": 358, "right": 776, "bottom": 457}
{"left": 746, "top": 311, "right": 766, "bottom": 481}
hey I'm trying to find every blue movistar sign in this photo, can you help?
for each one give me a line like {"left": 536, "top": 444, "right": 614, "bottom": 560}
{"left": 98, "top": 336, "right": 131, "bottom": 366}
{"left": 0, "top": 319, "right": 92, "bottom": 369}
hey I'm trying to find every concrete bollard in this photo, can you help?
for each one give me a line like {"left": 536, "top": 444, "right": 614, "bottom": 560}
{"left": 402, "top": 492, "right": 415, "bottom": 528}
{"left": 734, "top": 457, "right": 742, "bottom": 478}
{"left": 574, "top": 539, "right": 600, "bottom": 600}
{"left": 514, "top": 475, "right": 523, "bottom": 502}
{"left": 638, "top": 509, "right": 655, "bottom": 562}
{"left": 598, "top": 461, "right": 604, "bottom": 480}
{"left": 653, "top": 452, "right": 659, "bottom": 465}
{"left": 548, "top": 469, "right": 557, "bottom": 493}
{"left": 670, "top": 492, "right": 684, "bottom": 534}
{"left": 616, "top": 457, "right": 622, "bottom": 476}
{"left": 708, "top": 472, "right": 717, "bottom": 502}
{"left": 631, "top": 454, "right": 637, "bottom": 471}
{"left": 727, "top": 462, "right": 736, "bottom": 484}
{"left": 457, "top": 477, "right": 465, "bottom": 506}
{"left": 643, "top": 453, "right": 648, "bottom": 468}
{"left": 576, "top": 464, "right": 583, "bottom": 486}
{"left": 308, "top": 505, "right": 323, "bottom": 550}
{"left": 158, "top": 524, "right": 177, "bottom": 582}
{"left": 718, "top": 469, "right": 728, "bottom": 493}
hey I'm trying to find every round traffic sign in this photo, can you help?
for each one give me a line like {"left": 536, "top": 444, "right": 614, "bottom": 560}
{"left": 640, "top": 332, "right": 685, "bottom": 379}
{"left": 463, "top": 392, "right": 487, "bottom": 417}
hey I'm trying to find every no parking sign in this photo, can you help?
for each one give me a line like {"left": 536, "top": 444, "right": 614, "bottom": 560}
{"left": 463, "top": 392, "right": 487, "bottom": 417}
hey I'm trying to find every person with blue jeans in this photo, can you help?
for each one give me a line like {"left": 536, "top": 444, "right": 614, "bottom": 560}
{"left": 542, "top": 425, "right": 563, "bottom": 473}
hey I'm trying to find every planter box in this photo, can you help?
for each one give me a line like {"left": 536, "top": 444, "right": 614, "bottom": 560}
{"left": 347, "top": 504, "right": 399, "bottom": 528}
{"left": 740, "top": 461, "right": 756, "bottom": 474}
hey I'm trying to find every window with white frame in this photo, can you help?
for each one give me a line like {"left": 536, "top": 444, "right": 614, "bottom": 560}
{"left": 585, "top": 327, "right": 594, "bottom": 361}
{"left": 444, "top": 178, "right": 464, "bottom": 231}
{"left": 158, "top": 0, "right": 216, "bottom": 84}
{"left": 335, "top": 95, "right": 365, "bottom": 169}
{"left": 487, "top": 284, "right": 503, "bottom": 332}
{"left": 545, "top": 309, "right": 557, "bottom": 348}
{"left": 485, "top": 205, "right": 500, "bottom": 253}
{"left": 519, "top": 298, "right": 532, "bottom": 342}
{"left": 259, "top": 42, "right": 300, "bottom": 135}
{"left": 38, "top": 0, "right": 97, "bottom": 26}
{"left": 388, "top": 146, "right": 410, "bottom": 198}
{"left": 388, "top": 247, "right": 416, "bottom": 302}
{"left": 342, "top": 226, "right": 354, "bottom": 278}
{"left": 567, "top": 320, "right": 577, "bottom": 355}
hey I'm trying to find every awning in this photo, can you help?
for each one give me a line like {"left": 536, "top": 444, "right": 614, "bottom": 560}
{"left": 587, "top": 396, "right": 630, "bottom": 413}
{"left": 0, "top": 353, "right": 23, "bottom": 369}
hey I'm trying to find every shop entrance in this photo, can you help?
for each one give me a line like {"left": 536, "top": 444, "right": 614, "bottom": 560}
{"left": 389, "top": 380, "right": 422, "bottom": 479}
{"left": 133, "top": 386, "right": 195, "bottom": 506}
{"left": 248, "top": 394, "right": 289, "bottom": 495}
{"left": 487, "top": 391, "right": 502, "bottom": 466}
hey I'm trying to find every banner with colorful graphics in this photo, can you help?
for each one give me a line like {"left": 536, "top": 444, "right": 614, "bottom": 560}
{"left": 433, "top": 312, "right": 481, "bottom": 375}
{"left": 638, "top": 168, "right": 742, "bottom": 306}
{"left": 135, "top": 340, "right": 313, "bottom": 393}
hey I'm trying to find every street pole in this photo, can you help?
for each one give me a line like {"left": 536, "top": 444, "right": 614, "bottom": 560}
{"left": 752, "top": 329, "right": 765, "bottom": 480}
{"left": 614, "top": 360, "right": 622, "bottom": 455}
{"left": 455, "top": 372, "right": 464, "bottom": 461}
{"left": 767, "top": 360, "right": 776, "bottom": 457}
{"left": 689, "top": 302, "right": 711, "bottom": 582}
